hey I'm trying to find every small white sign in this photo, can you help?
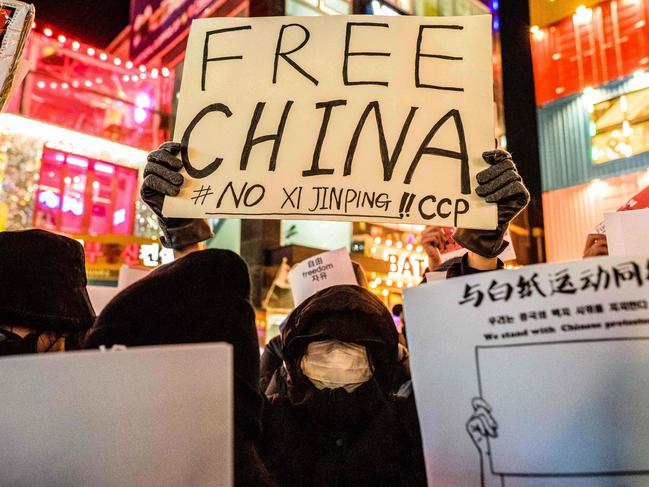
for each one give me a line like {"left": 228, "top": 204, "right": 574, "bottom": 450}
{"left": 604, "top": 209, "right": 649, "bottom": 257}
{"left": 289, "top": 247, "right": 358, "bottom": 305}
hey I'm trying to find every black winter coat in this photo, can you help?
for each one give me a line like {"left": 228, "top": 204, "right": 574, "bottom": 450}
{"left": 258, "top": 285, "right": 427, "bottom": 487}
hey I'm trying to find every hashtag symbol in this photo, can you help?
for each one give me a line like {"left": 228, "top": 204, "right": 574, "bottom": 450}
{"left": 191, "top": 185, "right": 214, "bottom": 206}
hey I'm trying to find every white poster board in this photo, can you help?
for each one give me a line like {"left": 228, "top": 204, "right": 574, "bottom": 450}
{"left": 0, "top": 344, "right": 232, "bottom": 487}
{"left": 604, "top": 209, "right": 649, "bottom": 257}
{"left": 163, "top": 15, "right": 497, "bottom": 229}
{"left": 289, "top": 247, "right": 358, "bottom": 305}
{"left": 86, "top": 284, "right": 119, "bottom": 314}
{"left": 403, "top": 256, "right": 649, "bottom": 487}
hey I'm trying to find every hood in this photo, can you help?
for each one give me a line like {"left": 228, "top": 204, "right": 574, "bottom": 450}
{"left": 0, "top": 229, "right": 95, "bottom": 333}
{"left": 84, "top": 248, "right": 261, "bottom": 440}
{"left": 281, "top": 285, "right": 398, "bottom": 396}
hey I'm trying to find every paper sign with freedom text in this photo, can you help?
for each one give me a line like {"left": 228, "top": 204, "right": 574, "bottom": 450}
{"left": 289, "top": 247, "right": 358, "bottom": 305}
{"left": 163, "top": 15, "right": 497, "bottom": 229}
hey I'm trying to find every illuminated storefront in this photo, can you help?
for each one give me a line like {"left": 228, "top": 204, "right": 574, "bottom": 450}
{"left": 531, "top": 0, "right": 649, "bottom": 260}
{"left": 0, "top": 25, "right": 175, "bottom": 281}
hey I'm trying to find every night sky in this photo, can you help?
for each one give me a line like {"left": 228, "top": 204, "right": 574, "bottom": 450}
{"left": 31, "top": 0, "right": 131, "bottom": 48}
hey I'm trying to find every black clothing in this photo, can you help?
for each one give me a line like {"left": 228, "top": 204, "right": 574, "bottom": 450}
{"left": 0, "top": 229, "right": 95, "bottom": 332}
{"left": 84, "top": 249, "right": 274, "bottom": 486}
{"left": 260, "top": 285, "right": 427, "bottom": 487}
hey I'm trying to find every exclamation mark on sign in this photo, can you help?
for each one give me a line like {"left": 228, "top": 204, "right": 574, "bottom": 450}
{"left": 399, "top": 192, "right": 416, "bottom": 218}
{"left": 399, "top": 192, "right": 410, "bottom": 219}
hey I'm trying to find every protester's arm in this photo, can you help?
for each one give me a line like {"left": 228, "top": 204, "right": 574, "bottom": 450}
{"left": 420, "top": 226, "right": 444, "bottom": 271}
{"left": 140, "top": 142, "right": 213, "bottom": 251}
{"left": 454, "top": 149, "right": 530, "bottom": 271}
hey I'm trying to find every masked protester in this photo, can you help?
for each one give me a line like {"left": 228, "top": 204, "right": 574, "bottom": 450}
{"left": 0, "top": 229, "right": 95, "bottom": 355}
{"left": 84, "top": 249, "right": 276, "bottom": 487}
{"left": 259, "top": 284, "right": 427, "bottom": 487}
{"left": 260, "top": 260, "right": 372, "bottom": 398}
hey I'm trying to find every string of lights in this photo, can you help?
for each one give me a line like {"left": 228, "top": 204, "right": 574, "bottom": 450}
{"left": 32, "top": 23, "right": 171, "bottom": 80}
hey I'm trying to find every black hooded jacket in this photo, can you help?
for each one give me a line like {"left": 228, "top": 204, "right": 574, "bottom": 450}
{"left": 259, "top": 285, "right": 427, "bottom": 487}
{"left": 84, "top": 249, "right": 275, "bottom": 487}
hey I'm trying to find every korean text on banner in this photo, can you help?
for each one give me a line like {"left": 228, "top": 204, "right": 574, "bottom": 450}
{"left": 289, "top": 247, "right": 358, "bottom": 305}
{"left": 403, "top": 256, "right": 649, "bottom": 487}
{"left": 0, "top": 344, "right": 232, "bottom": 487}
{"left": 163, "top": 15, "right": 497, "bottom": 229}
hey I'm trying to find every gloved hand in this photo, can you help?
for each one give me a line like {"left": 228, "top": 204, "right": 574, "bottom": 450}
{"left": 141, "top": 141, "right": 213, "bottom": 249}
{"left": 453, "top": 149, "right": 530, "bottom": 258}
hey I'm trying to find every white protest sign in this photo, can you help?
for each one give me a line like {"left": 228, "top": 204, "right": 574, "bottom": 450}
{"left": 0, "top": 344, "right": 232, "bottom": 487}
{"left": 289, "top": 247, "right": 358, "bottom": 305}
{"left": 87, "top": 284, "right": 119, "bottom": 314}
{"left": 163, "top": 15, "right": 497, "bottom": 229}
{"left": 604, "top": 209, "right": 649, "bottom": 257}
{"left": 425, "top": 270, "right": 447, "bottom": 282}
{"left": 403, "top": 256, "right": 649, "bottom": 487}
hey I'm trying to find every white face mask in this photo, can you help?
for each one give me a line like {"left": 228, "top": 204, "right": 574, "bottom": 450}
{"left": 300, "top": 339, "right": 372, "bottom": 392}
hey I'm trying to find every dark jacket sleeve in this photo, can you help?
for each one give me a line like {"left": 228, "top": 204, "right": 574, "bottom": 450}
{"left": 259, "top": 335, "right": 284, "bottom": 394}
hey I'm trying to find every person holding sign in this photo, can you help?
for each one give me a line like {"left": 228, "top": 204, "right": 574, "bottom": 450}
{"left": 258, "top": 284, "right": 427, "bottom": 486}
{"left": 141, "top": 145, "right": 529, "bottom": 274}
{"left": 84, "top": 249, "right": 276, "bottom": 487}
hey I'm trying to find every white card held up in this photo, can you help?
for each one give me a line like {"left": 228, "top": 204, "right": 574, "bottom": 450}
{"left": 164, "top": 15, "right": 497, "bottom": 229}
{"left": 403, "top": 256, "right": 649, "bottom": 487}
{"left": 289, "top": 247, "right": 358, "bottom": 305}
{"left": 0, "top": 344, "right": 232, "bottom": 487}
{"left": 604, "top": 209, "right": 649, "bottom": 257}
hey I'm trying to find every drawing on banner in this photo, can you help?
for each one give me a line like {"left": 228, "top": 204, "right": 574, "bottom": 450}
{"left": 467, "top": 339, "right": 649, "bottom": 486}
{"left": 163, "top": 15, "right": 497, "bottom": 229}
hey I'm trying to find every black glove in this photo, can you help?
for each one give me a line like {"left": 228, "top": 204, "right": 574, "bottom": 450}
{"left": 141, "top": 142, "right": 213, "bottom": 249}
{"left": 453, "top": 149, "right": 530, "bottom": 258}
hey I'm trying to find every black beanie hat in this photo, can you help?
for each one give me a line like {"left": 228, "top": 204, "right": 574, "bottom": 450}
{"left": 0, "top": 229, "right": 95, "bottom": 332}
{"left": 84, "top": 249, "right": 262, "bottom": 440}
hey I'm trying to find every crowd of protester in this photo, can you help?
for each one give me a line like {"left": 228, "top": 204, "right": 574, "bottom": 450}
{"left": 2, "top": 141, "right": 613, "bottom": 486}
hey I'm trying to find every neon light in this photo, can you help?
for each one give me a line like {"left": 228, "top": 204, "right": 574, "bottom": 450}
{"left": 66, "top": 156, "right": 89, "bottom": 168}
{"left": 38, "top": 191, "right": 60, "bottom": 209}
{"left": 0, "top": 114, "right": 147, "bottom": 169}
{"left": 113, "top": 208, "right": 126, "bottom": 226}
{"left": 94, "top": 162, "right": 115, "bottom": 174}
{"left": 134, "top": 107, "right": 147, "bottom": 124}
{"left": 62, "top": 195, "right": 84, "bottom": 216}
